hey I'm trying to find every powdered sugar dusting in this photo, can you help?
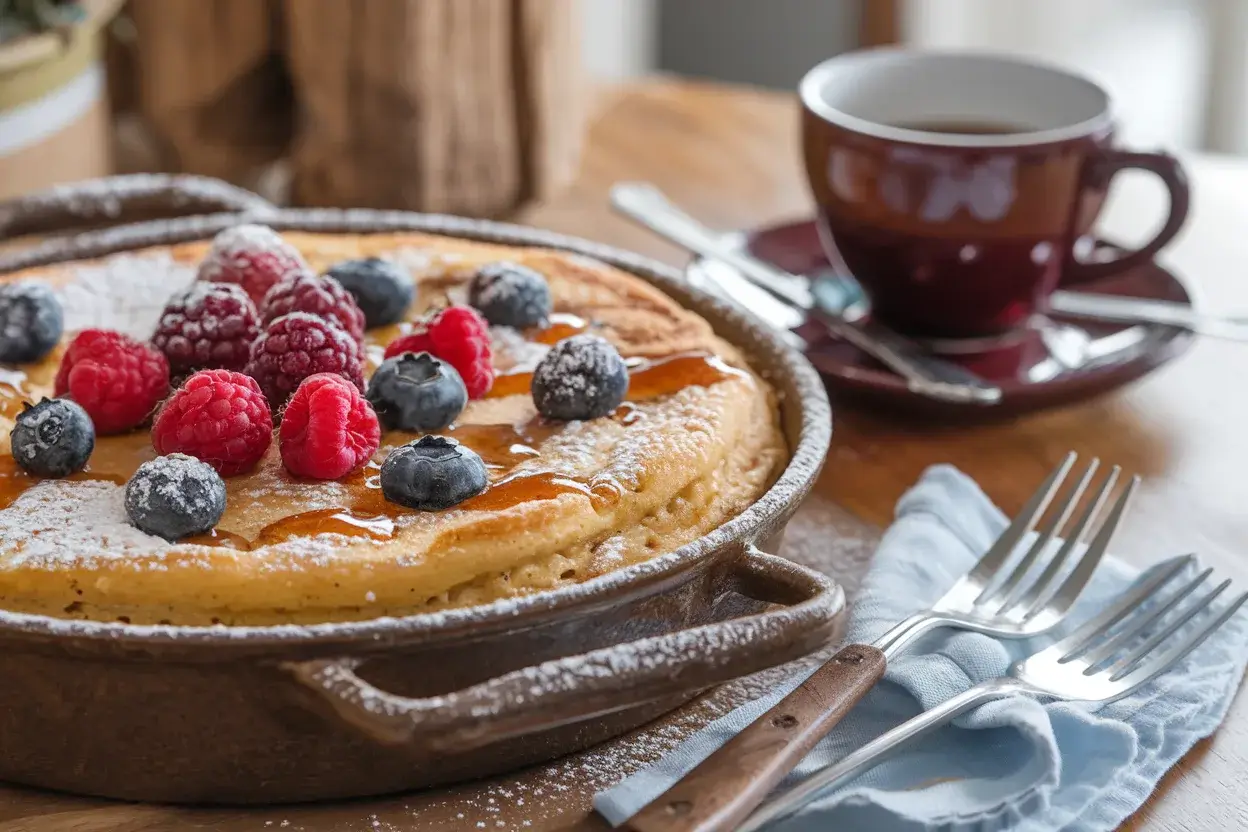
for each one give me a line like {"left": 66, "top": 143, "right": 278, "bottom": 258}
{"left": 1, "top": 480, "right": 170, "bottom": 566}
{"left": 489, "top": 326, "right": 549, "bottom": 372}
{"left": 390, "top": 247, "right": 469, "bottom": 281}
{"left": 52, "top": 251, "right": 197, "bottom": 338}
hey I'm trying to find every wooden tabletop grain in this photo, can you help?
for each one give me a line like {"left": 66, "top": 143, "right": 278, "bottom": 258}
{"left": 5, "top": 78, "right": 1248, "bottom": 831}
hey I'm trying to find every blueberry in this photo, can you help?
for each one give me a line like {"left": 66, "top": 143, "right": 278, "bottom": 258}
{"left": 0, "top": 282, "right": 63, "bottom": 362}
{"left": 124, "top": 453, "right": 226, "bottom": 541}
{"left": 325, "top": 258, "right": 415, "bottom": 328}
{"left": 366, "top": 352, "right": 467, "bottom": 431}
{"left": 10, "top": 398, "right": 94, "bottom": 477}
{"left": 380, "top": 435, "right": 487, "bottom": 510}
{"left": 532, "top": 334, "right": 629, "bottom": 421}
{"left": 468, "top": 262, "right": 551, "bottom": 329}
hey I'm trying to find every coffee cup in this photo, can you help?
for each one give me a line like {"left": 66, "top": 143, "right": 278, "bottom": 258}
{"left": 799, "top": 48, "right": 1189, "bottom": 339}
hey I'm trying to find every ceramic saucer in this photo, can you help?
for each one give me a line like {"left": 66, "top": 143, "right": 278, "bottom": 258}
{"left": 688, "top": 219, "right": 1196, "bottom": 418}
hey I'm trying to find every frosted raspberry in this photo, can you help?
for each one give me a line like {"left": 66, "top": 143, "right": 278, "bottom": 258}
{"left": 54, "top": 330, "right": 170, "bottom": 434}
{"left": 197, "top": 224, "right": 311, "bottom": 305}
{"left": 280, "top": 373, "right": 380, "bottom": 479}
{"left": 260, "top": 273, "right": 366, "bottom": 346}
{"left": 152, "top": 282, "right": 260, "bottom": 375}
{"left": 152, "top": 370, "right": 273, "bottom": 476}
{"left": 245, "top": 312, "right": 364, "bottom": 408}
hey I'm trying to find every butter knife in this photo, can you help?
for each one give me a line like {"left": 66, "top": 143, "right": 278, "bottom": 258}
{"left": 1048, "top": 291, "right": 1248, "bottom": 342}
{"left": 610, "top": 182, "right": 1003, "bottom": 405}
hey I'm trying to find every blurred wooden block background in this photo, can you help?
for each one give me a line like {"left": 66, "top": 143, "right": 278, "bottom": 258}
{"left": 106, "top": 0, "right": 585, "bottom": 217}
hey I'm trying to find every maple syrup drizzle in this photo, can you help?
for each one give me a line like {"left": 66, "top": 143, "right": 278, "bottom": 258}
{"left": 0, "top": 368, "right": 34, "bottom": 420}
{"left": 183, "top": 528, "right": 253, "bottom": 549}
{"left": 485, "top": 352, "right": 745, "bottom": 403}
{"left": 254, "top": 508, "right": 396, "bottom": 547}
{"left": 0, "top": 281, "right": 747, "bottom": 548}
{"left": 0, "top": 463, "right": 126, "bottom": 510}
{"left": 626, "top": 353, "right": 746, "bottom": 400}
{"left": 437, "top": 421, "right": 555, "bottom": 468}
{"left": 0, "top": 434, "right": 143, "bottom": 510}
{"left": 485, "top": 369, "right": 534, "bottom": 399}
{"left": 527, "top": 313, "right": 589, "bottom": 345}
{"left": 457, "top": 470, "right": 624, "bottom": 513}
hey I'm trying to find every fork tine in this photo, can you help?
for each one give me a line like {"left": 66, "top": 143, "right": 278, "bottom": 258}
{"left": 978, "top": 458, "right": 1099, "bottom": 608}
{"left": 968, "top": 452, "right": 1077, "bottom": 585}
{"left": 1022, "top": 473, "right": 1137, "bottom": 620}
{"left": 988, "top": 459, "right": 1102, "bottom": 613}
{"left": 1054, "top": 554, "right": 1194, "bottom": 660}
{"left": 1112, "top": 590, "right": 1248, "bottom": 690}
{"left": 1106, "top": 577, "right": 1231, "bottom": 680}
{"left": 1077, "top": 567, "right": 1213, "bottom": 669}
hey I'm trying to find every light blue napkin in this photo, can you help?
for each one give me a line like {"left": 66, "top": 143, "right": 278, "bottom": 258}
{"left": 595, "top": 465, "right": 1248, "bottom": 831}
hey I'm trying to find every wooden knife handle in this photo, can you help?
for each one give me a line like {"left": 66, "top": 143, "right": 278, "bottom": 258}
{"left": 617, "top": 643, "right": 887, "bottom": 832}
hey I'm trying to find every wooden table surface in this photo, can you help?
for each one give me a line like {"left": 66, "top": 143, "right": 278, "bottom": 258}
{"left": 5, "top": 78, "right": 1248, "bottom": 830}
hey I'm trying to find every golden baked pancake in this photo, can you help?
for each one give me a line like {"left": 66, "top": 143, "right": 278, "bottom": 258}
{"left": 0, "top": 231, "right": 786, "bottom": 625}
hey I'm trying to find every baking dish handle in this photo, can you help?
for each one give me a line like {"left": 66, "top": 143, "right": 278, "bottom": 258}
{"left": 283, "top": 544, "right": 844, "bottom": 753}
{"left": 0, "top": 174, "right": 276, "bottom": 241}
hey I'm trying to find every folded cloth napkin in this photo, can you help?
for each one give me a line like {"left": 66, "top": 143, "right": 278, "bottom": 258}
{"left": 595, "top": 465, "right": 1248, "bottom": 831}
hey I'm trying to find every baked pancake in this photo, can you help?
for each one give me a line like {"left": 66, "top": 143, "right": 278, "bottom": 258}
{"left": 0, "top": 231, "right": 787, "bottom": 625}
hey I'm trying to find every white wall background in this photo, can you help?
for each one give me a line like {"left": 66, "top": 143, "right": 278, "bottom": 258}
{"left": 901, "top": 0, "right": 1209, "bottom": 151}
{"left": 580, "top": 0, "right": 1243, "bottom": 154}
{"left": 581, "top": 0, "right": 657, "bottom": 80}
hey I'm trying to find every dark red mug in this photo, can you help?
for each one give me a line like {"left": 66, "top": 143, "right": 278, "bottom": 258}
{"left": 799, "top": 49, "right": 1189, "bottom": 339}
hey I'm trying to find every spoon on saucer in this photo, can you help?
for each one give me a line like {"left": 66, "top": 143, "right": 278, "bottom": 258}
{"left": 609, "top": 182, "right": 1003, "bottom": 406}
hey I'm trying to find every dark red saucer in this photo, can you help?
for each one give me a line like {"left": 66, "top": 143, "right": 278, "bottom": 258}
{"left": 690, "top": 219, "right": 1195, "bottom": 418}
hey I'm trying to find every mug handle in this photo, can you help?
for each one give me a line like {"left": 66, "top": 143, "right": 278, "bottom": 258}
{"left": 1063, "top": 149, "right": 1190, "bottom": 283}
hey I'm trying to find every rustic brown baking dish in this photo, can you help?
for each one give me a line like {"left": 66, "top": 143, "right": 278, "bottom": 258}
{"left": 0, "top": 176, "right": 840, "bottom": 805}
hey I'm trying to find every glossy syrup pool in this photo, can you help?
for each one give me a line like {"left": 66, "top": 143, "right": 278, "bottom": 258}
{"left": 0, "top": 307, "right": 746, "bottom": 550}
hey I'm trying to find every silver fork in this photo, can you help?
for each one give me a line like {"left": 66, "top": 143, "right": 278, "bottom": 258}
{"left": 875, "top": 451, "right": 1135, "bottom": 660}
{"left": 611, "top": 452, "right": 1136, "bottom": 832}
{"left": 743, "top": 555, "right": 1246, "bottom": 832}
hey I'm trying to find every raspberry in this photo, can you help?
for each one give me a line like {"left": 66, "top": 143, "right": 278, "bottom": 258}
{"left": 260, "top": 273, "right": 366, "bottom": 346}
{"left": 383, "top": 330, "right": 434, "bottom": 358}
{"left": 245, "top": 312, "right": 364, "bottom": 408}
{"left": 280, "top": 373, "right": 380, "bottom": 480}
{"left": 382, "top": 305, "right": 494, "bottom": 398}
{"left": 197, "top": 224, "right": 312, "bottom": 306}
{"left": 152, "top": 370, "right": 273, "bottom": 476}
{"left": 152, "top": 282, "right": 260, "bottom": 375}
{"left": 54, "top": 330, "right": 170, "bottom": 434}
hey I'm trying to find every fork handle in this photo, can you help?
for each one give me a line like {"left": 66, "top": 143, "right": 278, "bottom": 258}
{"left": 738, "top": 677, "right": 1028, "bottom": 832}
{"left": 616, "top": 644, "right": 886, "bottom": 832}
